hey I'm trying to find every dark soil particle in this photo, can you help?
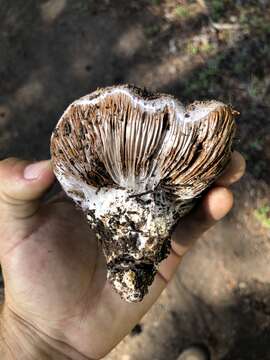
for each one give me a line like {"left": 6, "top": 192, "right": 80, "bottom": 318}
{"left": 130, "top": 324, "right": 143, "bottom": 337}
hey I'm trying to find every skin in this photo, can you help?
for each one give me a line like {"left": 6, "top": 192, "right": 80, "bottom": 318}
{"left": 0, "top": 152, "right": 245, "bottom": 359}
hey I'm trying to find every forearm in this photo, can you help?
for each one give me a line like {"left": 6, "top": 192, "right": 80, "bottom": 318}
{"left": 0, "top": 305, "right": 86, "bottom": 360}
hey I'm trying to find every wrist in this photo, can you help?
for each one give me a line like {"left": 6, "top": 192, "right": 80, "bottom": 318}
{"left": 0, "top": 305, "right": 56, "bottom": 359}
{"left": 0, "top": 305, "right": 81, "bottom": 360}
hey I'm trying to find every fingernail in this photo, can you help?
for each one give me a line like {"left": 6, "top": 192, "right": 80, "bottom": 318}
{"left": 24, "top": 161, "right": 51, "bottom": 180}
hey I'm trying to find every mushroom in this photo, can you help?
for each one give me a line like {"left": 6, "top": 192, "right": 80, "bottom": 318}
{"left": 50, "top": 85, "right": 237, "bottom": 302}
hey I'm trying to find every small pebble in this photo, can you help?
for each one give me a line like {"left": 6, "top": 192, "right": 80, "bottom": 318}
{"left": 130, "top": 323, "right": 143, "bottom": 336}
{"left": 239, "top": 282, "right": 247, "bottom": 289}
{"left": 177, "top": 346, "right": 209, "bottom": 360}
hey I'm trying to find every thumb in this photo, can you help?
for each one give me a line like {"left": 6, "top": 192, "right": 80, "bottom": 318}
{"left": 0, "top": 158, "right": 55, "bottom": 220}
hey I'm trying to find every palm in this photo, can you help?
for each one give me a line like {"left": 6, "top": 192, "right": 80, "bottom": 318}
{"left": 2, "top": 198, "right": 164, "bottom": 358}
{"left": 0, "top": 154, "right": 244, "bottom": 358}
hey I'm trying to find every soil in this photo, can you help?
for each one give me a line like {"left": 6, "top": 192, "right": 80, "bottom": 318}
{"left": 0, "top": 1, "right": 270, "bottom": 359}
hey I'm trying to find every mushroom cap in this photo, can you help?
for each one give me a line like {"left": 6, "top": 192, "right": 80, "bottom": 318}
{"left": 50, "top": 84, "right": 237, "bottom": 302}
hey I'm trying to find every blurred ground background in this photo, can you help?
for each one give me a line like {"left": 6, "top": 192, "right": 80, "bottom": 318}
{"left": 0, "top": 0, "right": 270, "bottom": 359}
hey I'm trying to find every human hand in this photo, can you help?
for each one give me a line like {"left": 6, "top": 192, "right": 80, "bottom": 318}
{"left": 0, "top": 153, "right": 245, "bottom": 359}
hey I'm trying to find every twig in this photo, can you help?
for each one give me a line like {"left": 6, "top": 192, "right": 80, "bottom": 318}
{"left": 196, "top": 0, "right": 241, "bottom": 32}
{"left": 212, "top": 22, "right": 241, "bottom": 30}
